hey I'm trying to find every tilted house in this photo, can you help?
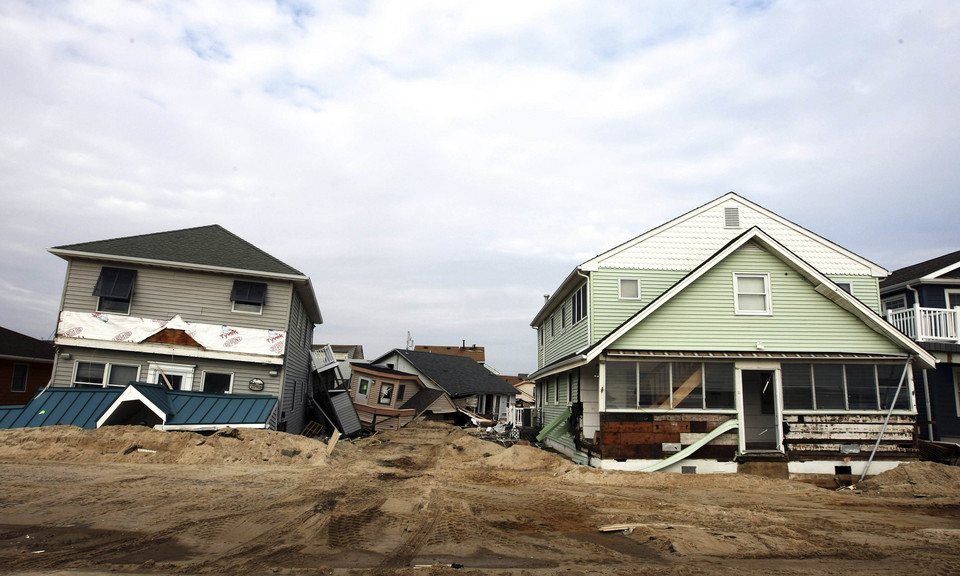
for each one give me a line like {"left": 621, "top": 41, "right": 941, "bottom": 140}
{"left": 372, "top": 349, "right": 518, "bottom": 423}
{"left": 346, "top": 363, "right": 456, "bottom": 431}
{"left": 880, "top": 249, "right": 960, "bottom": 444}
{"left": 47, "top": 225, "right": 322, "bottom": 434}
{"left": 530, "top": 193, "right": 935, "bottom": 479}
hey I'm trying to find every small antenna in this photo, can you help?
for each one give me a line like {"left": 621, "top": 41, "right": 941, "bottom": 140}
{"left": 406, "top": 331, "right": 414, "bottom": 350}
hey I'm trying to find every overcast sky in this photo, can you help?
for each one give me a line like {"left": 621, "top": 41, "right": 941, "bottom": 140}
{"left": 1, "top": 1, "right": 958, "bottom": 376}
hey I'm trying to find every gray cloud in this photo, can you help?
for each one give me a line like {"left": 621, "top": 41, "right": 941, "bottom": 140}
{"left": 1, "top": 1, "right": 958, "bottom": 374}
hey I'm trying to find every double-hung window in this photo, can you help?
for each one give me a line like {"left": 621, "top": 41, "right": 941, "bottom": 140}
{"left": 231, "top": 280, "right": 267, "bottom": 314}
{"left": 93, "top": 267, "right": 137, "bottom": 314}
{"left": 734, "top": 273, "right": 771, "bottom": 315}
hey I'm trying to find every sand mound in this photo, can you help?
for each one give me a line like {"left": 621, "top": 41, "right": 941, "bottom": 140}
{"left": 857, "top": 461, "right": 960, "bottom": 497}
{"left": 482, "top": 443, "right": 574, "bottom": 473}
{"left": 0, "top": 425, "right": 330, "bottom": 466}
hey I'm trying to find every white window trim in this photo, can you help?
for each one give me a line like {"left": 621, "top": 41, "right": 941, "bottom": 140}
{"left": 733, "top": 273, "right": 772, "bottom": 316}
{"left": 72, "top": 361, "right": 142, "bottom": 388}
{"left": 147, "top": 362, "right": 195, "bottom": 391}
{"left": 618, "top": 278, "right": 641, "bottom": 300}
{"left": 232, "top": 301, "right": 264, "bottom": 315}
{"left": 882, "top": 294, "right": 908, "bottom": 314}
{"left": 945, "top": 289, "right": 960, "bottom": 309}
{"left": 97, "top": 296, "right": 132, "bottom": 315}
{"left": 200, "top": 371, "right": 234, "bottom": 394}
{"left": 835, "top": 281, "right": 853, "bottom": 295}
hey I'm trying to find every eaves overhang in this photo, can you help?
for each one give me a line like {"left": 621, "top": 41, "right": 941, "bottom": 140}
{"left": 531, "top": 266, "right": 586, "bottom": 327}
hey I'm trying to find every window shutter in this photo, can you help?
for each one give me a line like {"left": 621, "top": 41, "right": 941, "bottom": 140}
{"left": 93, "top": 268, "right": 137, "bottom": 299}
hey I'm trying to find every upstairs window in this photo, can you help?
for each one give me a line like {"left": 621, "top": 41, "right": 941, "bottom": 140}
{"left": 571, "top": 285, "right": 587, "bottom": 324}
{"left": 12, "top": 363, "right": 28, "bottom": 393}
{"left": 93, "top": 267, "right": 137, "bottom": 314}
{"left": 882, "top": 295, "right": 908, "bottom": 315}
{"left": 231, "top": 280, "right": 267, "bottom": 314}
{"left": 734, "top": 273, "right": 771, "bottom": 315}
{"left": 619, "top": 278, "right": 640, "bottom": 300}
{"left": 835, "top": 282, "right": 853, "bottom": 294}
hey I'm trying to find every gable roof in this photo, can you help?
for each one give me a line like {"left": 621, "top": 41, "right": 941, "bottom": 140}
{"left": 880, "top": 249, "right": 960, "bottom": 292}
{"left": 530, "top": 227, "right": 936, "bottom": 380}
{"left": 0, "top": 326, "right": 54, "bottom": 362}
{"left": 49, "top": 225, "right": 322, "bottom": 324}
{"left": 0, "top": 383, "right": 277, "bottom": 430}
{"left": 375, "top": 349, "right": 518, "bottom": 398}
{"left": 534, "top": 192, "right": 887, "bottom": 325}
{"left": 50, "top": 225, "right": 302, "bottom": 275}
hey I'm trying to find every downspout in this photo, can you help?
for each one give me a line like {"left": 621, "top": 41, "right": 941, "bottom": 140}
{"left": 859, "top": 359, "right": 911, "bottom": 483}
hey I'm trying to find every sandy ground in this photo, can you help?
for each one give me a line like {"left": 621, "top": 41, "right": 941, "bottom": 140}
{"left": 0, "top": 422, "right": 958, "bottom": 576}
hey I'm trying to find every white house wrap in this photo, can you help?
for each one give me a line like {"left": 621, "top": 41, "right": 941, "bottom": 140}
{"left": 58, "top": 311, "right": 287, "bottom": 356}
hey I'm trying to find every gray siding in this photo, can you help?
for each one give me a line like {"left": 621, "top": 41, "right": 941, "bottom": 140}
{"left": 62, "top": 259, "right": 292, "bottom": 330}
{"left": 51, "top": 347, "right": 285, "bottom": 397}
{"left": 278, "top": 289, "right": 314, "bottom": 434}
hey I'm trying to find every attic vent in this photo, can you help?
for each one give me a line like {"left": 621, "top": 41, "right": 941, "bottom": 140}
{"left": 724, "top": 207, "right": 740, "bottom": 228}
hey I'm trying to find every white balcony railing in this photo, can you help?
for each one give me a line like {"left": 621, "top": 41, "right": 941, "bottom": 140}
{"left": 886, "top": 305, "right": 960, "bottom": 343}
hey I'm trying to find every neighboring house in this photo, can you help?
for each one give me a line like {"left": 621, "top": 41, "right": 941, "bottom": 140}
{"left": 0, "top": 327, "right": 54, "bottom": 405}
{"left": 879, "top": 249, "right": 960, "bottom": 443}
{"left": 47, "top": 225, "right": 322, "bottom": 434}
{"left": 372, "top": 349, "right": 519, "bottom": 423}
{"left": 347, "top": 363, "right": 455, "bottom": 431}
{"left": 530, "top": 192, "right": 935, "bottom": 480}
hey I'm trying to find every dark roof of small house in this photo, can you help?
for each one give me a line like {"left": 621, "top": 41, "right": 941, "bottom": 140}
{"left": 0, "top": 326, "right": 54, "bottom": 361}
{"left": 50, "top": 225, "right": 304, "bottom": 276}
{"left": 881, "top": 249, "right": 960, "bottom": 289}
{"left": 384, "top": 349, "right": 518, "bottom": 398}
{"left": 0, "top": 383, "right": 277, "bottom": 430}
{"left": 400, "top": 388, "right": 447, "bottom": 415}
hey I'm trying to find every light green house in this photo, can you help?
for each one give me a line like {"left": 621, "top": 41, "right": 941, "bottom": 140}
{"left": 530, "top": 193, "right": 935, "bottom": 480}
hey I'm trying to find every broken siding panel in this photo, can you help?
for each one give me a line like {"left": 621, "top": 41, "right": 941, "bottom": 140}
{"left": 598, "top": 413, "right": 738, "bottom": 461}
{"left": 612, "top": 246, "right": 904, "bottom": 354}
{"left": 62, "top": 260, "right": 292, "bottom": 330}
{"left": 784, "top": 414, "right": 916, "bottom": 453}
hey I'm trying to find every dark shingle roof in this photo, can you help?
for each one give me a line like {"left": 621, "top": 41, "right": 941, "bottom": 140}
{"left": 388, "top": 349, "right": 518, "bottom": 398}
{"left": 50, "top": 225, "right": 304, "bottom": 276}
{"left": 0, "top": 327, "right": 54, "bottom": 361}
{"left": 881, "top": 249, "right": 960, "bottom": 289}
